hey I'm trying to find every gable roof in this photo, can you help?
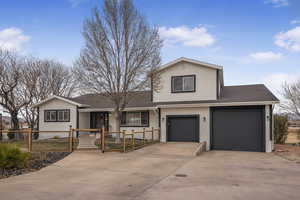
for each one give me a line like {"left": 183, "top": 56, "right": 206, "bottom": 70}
{"left": 155, "top": 57, "right": 223, "bottom": 74}
{"left": 32, "top": 95, "right": 89, "bottom": 108}
{"left": 70, "top": 91, "right": 154, "bottom": 109}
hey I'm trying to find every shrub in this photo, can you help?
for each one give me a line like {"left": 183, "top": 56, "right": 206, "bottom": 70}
{"left": 0, "top": 144, "right": 30, "bottom": 175}
{"left": 53, "top": 136, "right": 60, "bottom": 139}
{"left": 7, "top": 129, "right": 15, "bottom": 140}
{"left": 274, "top": 114, "right": 289, "bottom": 144}
{"left": 33, "top": 132, "right": 39, "bottom": 140}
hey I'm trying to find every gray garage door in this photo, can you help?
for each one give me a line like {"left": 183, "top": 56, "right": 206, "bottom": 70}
{"left": 167, "top": 115, "right": 199, "bottom": 142}
{"left": 211, "top": 106, "right": 265, "bottom": 152}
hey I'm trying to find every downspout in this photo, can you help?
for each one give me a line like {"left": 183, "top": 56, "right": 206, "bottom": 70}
{"left": 37, "top": 107, "right": 39, "bottom": 131}
{"left": 76, "top": 106, "right": 79, "bottom": 138}
{"left": 158, "top": 108, "right": 161, "bottom": 129}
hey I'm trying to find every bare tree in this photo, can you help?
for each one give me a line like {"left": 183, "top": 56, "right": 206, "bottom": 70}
{"left": 281, "top": 80, "right": 300, "bottom": 118}
{"left": 0, "top": 50, "right": 35, "bottom": 134}
{"left": 20, "top": 58, "right": 77, "bottom": 129}
{"left": 74, "top": 0, "right": 162, "bottom": 133}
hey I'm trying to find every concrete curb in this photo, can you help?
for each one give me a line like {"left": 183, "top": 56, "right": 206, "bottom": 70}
{"left": 193, "top": 141, "right": 207, "bottom": 156}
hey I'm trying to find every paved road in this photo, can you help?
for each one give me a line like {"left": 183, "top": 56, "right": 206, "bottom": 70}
{"left": 0, "top": 143, "right": 299, "bottom": 200}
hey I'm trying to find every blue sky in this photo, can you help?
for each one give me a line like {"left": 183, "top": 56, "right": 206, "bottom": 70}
{"left": 0, "top": 0, "right": 299, "bottom": 99}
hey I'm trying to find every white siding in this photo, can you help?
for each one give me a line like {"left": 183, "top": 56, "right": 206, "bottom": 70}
{"left": 265, "top": 105, "right": 273, "bottom": 153}
{"left": 153, "top": 61, "right": 217, "bottom": 102}
{"left": 38, "top": 98, "right": 77, "bottom": 139}
{"left": 160, "top": 107, "right": 210, "bottom": 150}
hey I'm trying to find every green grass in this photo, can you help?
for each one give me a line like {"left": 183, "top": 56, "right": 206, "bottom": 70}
{"left": 0, "top": 138, "right": 78, "bottom": 152}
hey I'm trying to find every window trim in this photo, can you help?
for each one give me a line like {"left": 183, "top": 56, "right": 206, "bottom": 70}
{"left": 171, "top": 74, "right": 196, "bottom": 93}
{"left": 120, "top": 111, "right": 150, "bottom": 127}
{"left": 44, "top": 109, "right": 70, "bottom": 122}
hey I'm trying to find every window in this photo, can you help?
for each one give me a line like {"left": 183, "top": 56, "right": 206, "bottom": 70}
{"left": 57, "top": 110, "right": 70, "bottom": 122}
{"left": 172, "top": 75, "right": 195, "bottom": 93}
{"left": 44, "top": 110, "right": 70, "bottom": 122}
{"left": 121, "top": 111, "right": 149, "bottom": 127}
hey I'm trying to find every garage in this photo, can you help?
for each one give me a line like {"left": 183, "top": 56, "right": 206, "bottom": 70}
{"left": 167, "top": 115, "right": 199, "bottom": 142}
{"left": 211, "top": 106, "right": 265, "bottom": 152}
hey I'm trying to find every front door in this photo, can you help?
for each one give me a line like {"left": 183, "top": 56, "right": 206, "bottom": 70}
{"left": 90, "top": 112, "right": 109, "bottom": 130}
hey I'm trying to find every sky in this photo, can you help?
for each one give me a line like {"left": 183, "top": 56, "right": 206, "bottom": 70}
{"left": 0, "top": 0, "right": 299, "bottom": 100}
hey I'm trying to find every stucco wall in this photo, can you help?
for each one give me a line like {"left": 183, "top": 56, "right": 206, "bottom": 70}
{"left": 153, "top": 61, "right": 217, "bottom": 102}
{"left": 160, "top": 107, "right": 210, "bottom": 150}
{"left": 38, "top": 98, "right": 77, "bottom": 139}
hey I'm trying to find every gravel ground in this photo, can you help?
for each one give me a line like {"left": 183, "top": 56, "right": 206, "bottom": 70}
{"left": 0, "top": 152, "right": 70, "bottom": 179}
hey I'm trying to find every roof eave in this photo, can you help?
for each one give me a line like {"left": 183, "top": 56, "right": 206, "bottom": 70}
{"left": 154, "top": 57, "right": 223, "bottom": 74}
{"left": 156, "top": 100, "right": 280, "bottom": 108}
{"left": 32, "top": 95, "right": 88, "bottom": 108}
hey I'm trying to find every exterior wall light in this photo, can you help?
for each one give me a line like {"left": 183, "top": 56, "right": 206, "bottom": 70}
{"left": 203, "top": 116, "right": 206, "bottom": 122}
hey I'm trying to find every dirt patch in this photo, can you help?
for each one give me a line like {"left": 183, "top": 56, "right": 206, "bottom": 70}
{"left": 0, "top": 152, "right": 70, "bottom": 179}
{"left": 274, "top": 144, "right": 300, "bottom": 162}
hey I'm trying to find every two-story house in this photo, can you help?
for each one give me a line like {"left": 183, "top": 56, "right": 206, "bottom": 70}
{"left": 33, "top": 57, "right": 279, "bottom": 152}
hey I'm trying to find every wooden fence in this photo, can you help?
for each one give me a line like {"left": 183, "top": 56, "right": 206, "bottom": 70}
{"left": 0, "top": 127, "right": 161, "bottom": 153}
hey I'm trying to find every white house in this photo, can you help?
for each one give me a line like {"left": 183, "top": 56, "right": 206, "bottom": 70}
{"left": 33, "top": 57, "right": 279, "bottom": 152}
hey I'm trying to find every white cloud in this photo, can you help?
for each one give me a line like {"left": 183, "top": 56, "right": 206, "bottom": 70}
{"left": 68, "top": 0, "right": 89, "bottom": 7}
{"left": 159, "top": 26, "right": 215, "bottom": 47}
{"left": 250, "top": 51, "right": 283, "bottom": 62}
{"left": 275, "top": 26, "right": 300, "bottom": 52}
{"left": 264, "top": 0, "right": 289, "bottom": 7}
{"left": 0, "top": 27, "right": 30, "bottom": 51}
{"left": 263, "top": 73, "right": 298, "bottom": 99}
{"left": 290, "top": 20, "right": 300, "bottom": 24}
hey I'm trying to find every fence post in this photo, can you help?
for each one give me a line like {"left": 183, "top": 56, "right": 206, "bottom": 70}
{"left": 123, "top": 130, "right": 126, "bottom": 153}
{"left": 158, "top": 128, "right": 161, "bottom": 142}
{"left": 131, "top": 130, "right": 135, "bottom": 150}
{"left": 69, "top": 125, "right": 72, "bottom": 152}
{"left": 28, "top": 128, "right": 32, "bottom": 152}
{"left": 151, "top": 127, "right": 154, "bottom": 142}
{"left": 101, "top": 126, "right": 105, "bottom": 153}
{"left": 99, "top": 129, "right": 102, "bottom": 150}
{"left": 143, "top": 128, "right": 145, "bottom": 145}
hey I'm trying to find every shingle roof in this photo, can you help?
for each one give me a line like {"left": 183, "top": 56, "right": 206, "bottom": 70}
{"left": 153, "top": 84, "right": 279, "bottom": 105}
{"left": 219, "top": 84, "right": 279, "bottom": 103}
{"left": 71, "top": 91, "right": 154, "bottom": 108}
{"left": 70, "top": 84, "right": 278, "bottom": 108}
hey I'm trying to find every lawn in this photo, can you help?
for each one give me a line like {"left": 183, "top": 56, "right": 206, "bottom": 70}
{"left": 274, "top": 144, "right": 300, "bottom": 162}
{"left": 0, "top": 138, "right": 78, "bottom": 152}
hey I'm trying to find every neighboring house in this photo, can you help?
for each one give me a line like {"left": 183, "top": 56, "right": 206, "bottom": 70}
{"left": 0, "top": 115, "right": 28, "bottom": 140}
{"left": 0, "top": 115, "right": 28, "bottom": 129}
{"left": 33, "top": 57, "right": 279, "bottom": 152}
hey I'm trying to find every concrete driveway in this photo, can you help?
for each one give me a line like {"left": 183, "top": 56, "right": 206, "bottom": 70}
{"left": 0, "top": 143, "right": 299, "bottom": 200}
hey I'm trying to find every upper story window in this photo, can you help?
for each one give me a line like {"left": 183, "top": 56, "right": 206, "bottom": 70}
{"left": 121, "top": 111, "right": 149, "bottom": 127}
{"left": 171, "top": 75, "right": 196, "bottom": 93}
{"left": 44, "top": 110, "right": 70, "bottom": 122}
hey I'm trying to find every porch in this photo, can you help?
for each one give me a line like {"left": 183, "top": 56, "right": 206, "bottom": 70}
{"left": 78, "top": 108, "right": 160, "bottom": 134}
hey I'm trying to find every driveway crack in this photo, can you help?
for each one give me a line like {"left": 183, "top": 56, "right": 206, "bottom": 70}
{"left": 131, "top": 156, "right": 197, "bottom": 200}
